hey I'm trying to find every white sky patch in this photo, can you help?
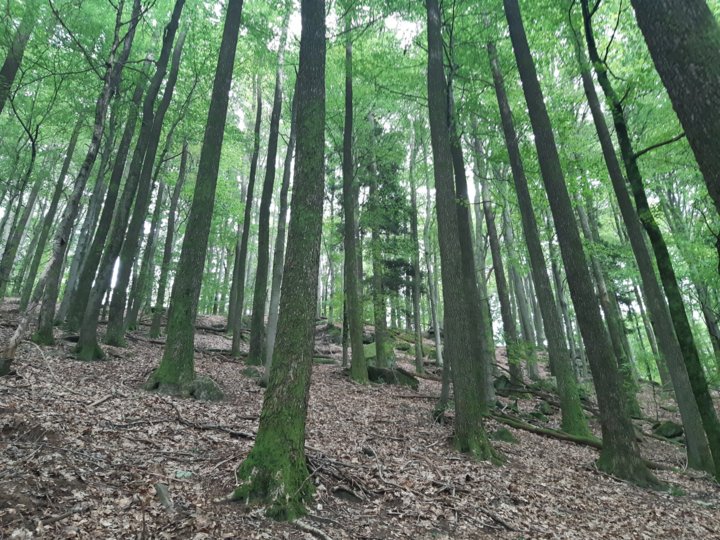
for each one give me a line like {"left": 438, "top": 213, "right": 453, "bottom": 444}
{"left": 384, "top": 15, "right": 420, "bottom": 48}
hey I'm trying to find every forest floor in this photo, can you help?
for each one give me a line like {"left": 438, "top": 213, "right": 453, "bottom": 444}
{"left": 1, "top": 299, "right": 720, "bottom": 539}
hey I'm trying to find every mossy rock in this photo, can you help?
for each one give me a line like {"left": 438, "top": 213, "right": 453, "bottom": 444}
{"left": 427, "top": 347, "right": 437, "bottom": 360}
{"left": 394, "top": 341, "right": 412, "bottom": 352}
{"left": 241, "top": 366, "right": 262, "bottom": 379}
{"left": 367, "top": 366, "right": 419, "bottom": 390}
{"left": 325, "top": 324, "right": 343, "bottom": 345}
{"left": 490, "top": 428, "right": 518, "bottom": 444}
{"left": 189, "top": 376, "right": 224, "bottom": 401}
{"left": 652, "top": 420, "right": 684, "bottom": 439}
{"left": 528, "top": 411, "right": 548, "bottom": 423}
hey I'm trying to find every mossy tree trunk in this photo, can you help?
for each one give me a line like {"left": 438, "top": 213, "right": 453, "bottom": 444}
{"left": 232, "top": 0, "right": 325, "bottom": 519}
{"left": 504, "top": 0, "right": 657, "bottom": 486}
{"left": 146, "top": 0, "right": 243, "bottom": 394}
{"left": 408, "top": 127, "right": 424, "bottom": 374}
{"left": 425, "top": 0, "right": 496, "bottom": 459}
{"left": 581, "top": 0, "right": 720, "bottom": 480}
{"left": 487, "top": 38, "right": 589, "bottom": 438}
{"left": 0, "top": 0, "right": 37, "bottom": 115}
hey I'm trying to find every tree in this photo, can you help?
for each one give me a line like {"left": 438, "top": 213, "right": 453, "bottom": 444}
{"left": 145, "top": 0, "right": 244, "bottom": 396}
{"left": 0, "top": 0, "right": 39, "bottom": 115}
{"left": 232, "top": 0, "right": 326, "bottom": 519}
{"left": 504, "top": 0, "right": 656, "bottom": 486}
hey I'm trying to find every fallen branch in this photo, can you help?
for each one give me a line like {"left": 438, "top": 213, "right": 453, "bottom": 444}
{"left": 295, "top": 520, "right": 334, "bottom": 540}
{"left": 491, "top": 412, "right": 602, "bottom": 449}
{"left": 396, "top": 366, "right": 441, "bottom": 382}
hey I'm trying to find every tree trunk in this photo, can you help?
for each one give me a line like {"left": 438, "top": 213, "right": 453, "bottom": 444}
{"left": 0, "top": 0, "right": 37, "bottom": 115}
{"left": 581, "top": 0, "right": 720, "bottom": 479}
{"left": 145, "top": 0, "right": 243, "bottom": 392}
{"left": 487, "top": 38, "right": 588, "bottom": 437}
{"left": 19, "top": 119, "right": 82, "bottom": 310}
{"left": 33, "top": 0, "right": 141, "bottom": 346}
{"left": 630, "top": 0, "right": 720, "bottom": 261}
{"left": 425, "top": 0, "right": 496, "bottom": 460}
{"left": 248, "top": 10, "right": 291, "bottom": 365}
{"left": 229, "top": 77, "right": 262, "bottom": 357}
{"left": 504, "top": 0, "right": 656, "bottom": 485}
{"left": 62, "top": 63, "right": 149, "bottom": 331}
{"left": 150, "top": 141, "right": 188, "bottom": 338}
{"left": 409, "top": 128, "right": 424, "bottom": 374}
{"left": 232, "top": 0, "right": 325, "bottom": 519}
{"left": 103, "top": 28, "right": 187, "bottom": 348}
{"left": 265, "top": 84, "right": 298, "bottom": 374}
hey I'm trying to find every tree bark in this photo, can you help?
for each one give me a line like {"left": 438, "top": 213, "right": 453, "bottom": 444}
{"left": 0, "top": 0, "right": 37, "bottom": 115}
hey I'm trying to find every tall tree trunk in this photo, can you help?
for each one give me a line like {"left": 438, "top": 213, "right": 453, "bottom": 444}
{"left": 265, "top": 84, "right": 298, "bottom": 374}
{"left": 62, "top": 63, "right": 148, "bottom": 331}
{"left": 149, "top": 141, "right": 188, "bottom": 338}
{"left": 422, "top": 143, "right": 443, "bottom": 370}
{"left": 581, "top": 0, "right": 720, "bottom": 479}
{"left": 103, "top": 28, "right": 187, "bottom": 348}
{"left": 0, "top": 0, "right": 37, "bottom": 115}
{"left": 19, "top": 119, "right": 82, "bottom": 310}
{"left": 504, "top": 0, "right": 656, "bottom": 485}
{"left": 409, "top": 129, "right": 424, "bottom": 374}
{"left": 487, "top": 39, "right": 588, "bottom": 436}
{"left": 629, "top": 0, "right": 720, "bottom": 261}
{"left": 424, "top": 0, "right": 496, "bottom": 459}
{"left": 145, "top": 0, "right": 243, "bottom": 392}
{"left": 232, "top": 0, "right": 325, "bottom": 518}
{"left": 248, "top": 9, "right": 291, "bottom": 365}
{"left": 32, "top": 0, "right": 141, "bottom": 346}
{"left": 229, "top": 77, "right": 262, "bottom": 357}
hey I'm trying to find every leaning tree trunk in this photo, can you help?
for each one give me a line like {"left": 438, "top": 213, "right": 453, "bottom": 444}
{"left": 248, "top": 9, "right": 291, "bottom": 366}
{"left": 0, "top": 0, "right": 37, "bottom": 115}
{"left": 149, "top": 141, "right": 188, "bottom": 338}
{"left": 145, "top": 0, "right": 243, "bottom": 394}
{"left": 232, "top": 0, "right": 325, "bottom": 519}
{"left": 581, "top": 0, "right": 720, "bottom": 480}
{"left": 229, "top": 77, "right": 262, "bottom": 356}
{"left": 20, "top": 120, "right": 82, "bottom": 311}
{"left": 103, "top": 28, "right": 187, "bottom": 348}
{"left": 630, "top": 0, "right": 720, "bottom": 264}
{"left": 504, "top": 0, "right": 657, "bottom": 485}
{"left": 62, "top": 64, "right": 148, "bottom": 331}
{"left": 487, "top": 38, "right": 589, "bottom": 437}
{"left": 424, "top": 0, "right": 496, "bottom": 460}
{"left": 32, "top": 0, "right": 141, "bottom": 346}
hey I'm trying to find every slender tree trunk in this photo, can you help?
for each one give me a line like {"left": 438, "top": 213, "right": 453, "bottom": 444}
{"left": 487, "top": 38, "right": 588, "bottom": 436}
{"left": 33, "top": 0, "right": 141, "bottom": 346}
{"left": 581, "top": 0, "right": 720, "bottom": 478}
{"left": 248, "top": 10, "right": 291, "bottom": 365}
{"left": 232, "top": 0, "right": 325, "bottom": 518}
{"left": 63, "top": 62, "right": 149, "bottom": 331}
{"left": 423, "top": 145, "right": 443, "bottom": 370}
{"left": 409, "top": 130, "right": 424, "bottom": 373}
{"left": 103, "top": 28, "right": 187, "bottom": 348}
{"left": 19, "top": 119, "right": 82, "bottom": 310}
{"left": 145, "top": 0, "right": 243, "bottom": 392}
{"left": 150, "top": 141, "right": 188, "bottom": 338}
{"left": 425, "top": 0, "right": 496, "bottom": 459}
{"left": 265, "top": 85, "right": 298, "bottom": 374}
{"left": 0, "top": 141, "right": 39, "bottom": 298}
{"left": 504, "top": 0, "right": 656, "bottom": 485}
{"left": 230, "top": 77, "right": 262, "bottom": 357}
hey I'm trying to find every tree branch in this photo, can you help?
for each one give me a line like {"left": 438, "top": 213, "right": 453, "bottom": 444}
{"left": 633, "top": 132, "right": 685, "bottom": 160}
